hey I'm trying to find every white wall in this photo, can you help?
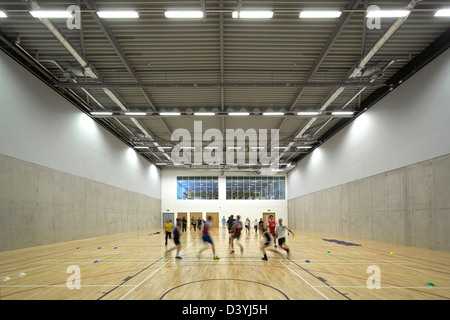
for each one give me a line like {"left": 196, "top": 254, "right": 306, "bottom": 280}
{"left": 161, "top": 169, "right": 288, "bottom": 224}
{"left": 288, "top": 47, "right": 450, "bottom": 199}
{"left": 0, "top": 50, "right": 161, "bottom": 199}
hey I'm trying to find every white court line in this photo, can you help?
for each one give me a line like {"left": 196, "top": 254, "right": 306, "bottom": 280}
{"left": 119, "top": 260, "right": 170, "bottom": 300}
{"left": 118, "top": 238, "right": 199, "bottom": 300}
{"left": 386, "top": 261, "right": 450, "bottom": 280}
{"left": 312, "top": 285, "right": 450, "bottom": 289}
{"left": 0, "top": 284, "right": 135, "bottom": 288}
{"left": 279, "top": 260, "right": 330, "bottom": 300}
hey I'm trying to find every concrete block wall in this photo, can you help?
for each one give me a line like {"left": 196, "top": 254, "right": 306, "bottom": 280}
{"left": 0, "top": 154, "right": 161, "bottom": 252}
{"left": 288, "top": 153, "right": 450, "bottom": 252}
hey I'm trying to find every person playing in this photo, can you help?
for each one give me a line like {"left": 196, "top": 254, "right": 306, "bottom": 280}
{"left": 164, "top": 218, "right": 172, "bottom": 246}
{"left": 222, "top": 216, "right": 226, "bottom": 228}
{"left": 261, "top": 225, "right": 274, "bottom": 261}
{"left": 245, "top": 218, "right": 250, "bottom": 235}
{"left": 165, "top": 218, "right": 183, "bottom": 259}
{"left": 253, "top": 219, "right": 258, "bottom": 235}
{"left": 275, "top": 218, "right": 295, "bottom": 258}
{"left": 230, "top": 215, "right": 244, "bottom": 254}
{"left": 192, "top": 217, "right": 197, "bottom": 231}
{"left": 227, "top": 215, "right": 235, "bottom": 245}
{"left": 198, "top": 215, "right": 220, "bottom": 260}
{"left": 182, "top": 216, "right": 187, "bottom": 232}
{"left": 197, "top": 218, "right": 202, "bottom": 232}
{"left": 258, "top": 218, "right": 264, "bottom": 235}
{"left": 267, "top": 215, "right": 277, "bottom": 248}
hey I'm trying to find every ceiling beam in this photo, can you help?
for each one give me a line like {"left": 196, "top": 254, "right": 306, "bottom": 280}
{"left": 56, "top": 81, "right": 382, "bottom": 89}
{"left": 83, "top": 0, "right": 173, "bottom": 140}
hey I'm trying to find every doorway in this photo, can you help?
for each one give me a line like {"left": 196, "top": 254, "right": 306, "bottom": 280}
{"left": 162, "top": 212, "right": 175, "bottom": 228}
{"left": 177, "top": 212, "right": 188, "bottom": 220}
{"left": 205, "top": 212, "right": 219, "bottom": 228}
{"left": 190, "top": 212, "right": 203, "bottom": 230}
{"left": 262, "top": 212, "right": 276, "bottom": 228}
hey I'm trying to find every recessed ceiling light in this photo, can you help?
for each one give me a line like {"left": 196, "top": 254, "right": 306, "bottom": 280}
{"left": 194, "top": 112, "right": 215, "bottom": 116}
{"left": 125, "top": 112, "right": 146, "bottom": 116}
{"left": 434, "top": 9, "right": 450, "bottom": 17}
{"left": 164, "top": 10, "right": 204, "bottom": 19}
{"left": 331, "top": 111, "right": 354, "bottom": 116}
{"left": 90, "top": 111, "right": 113, "bottom": 116}
{"left": 30, "top": 10, "right": 71, "bottom": 18}
{"left": 232, "top": 10, "right": 274, "bottom": 19}
{"left": 262, "top": 112, "right": 284, "bottom": 116}
{"left": 299, "top": 10, "right": 342, "bottom": 18}
{"left": 159, "top": 112, "right": 181, "bottom": 116}
{"left": 97, "top": 11, "right": 139, "bottom": 18}
{"left": 228, "top": 112, "right": 250, "bottom": 116}
{"left": 297, "top": 111, "right": 320, "bottom": 116}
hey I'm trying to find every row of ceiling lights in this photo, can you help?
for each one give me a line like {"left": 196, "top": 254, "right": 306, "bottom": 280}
{"left": 91, "top": 111, "right": 354, "bottom": 116}
{"left": 1, "top": 8, "right": 449, "bottom": 19}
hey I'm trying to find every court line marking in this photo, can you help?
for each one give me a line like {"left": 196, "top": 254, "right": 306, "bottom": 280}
{"left": 312, "top": 285, "right": 450, "bottom": 289}
{"left": 159, "top": 279, "right": 290, "bottom": 300}
{"left": 386, "top": 261, "right": 450, "bottom": 280}
{"left": 118, "top": 238, "right": 199, "bottom": 300}
{"left": 1, "top": 284, "right": 136, "bottom": 287}
{"left": 279, "top": 260, "right": 330, "bottom": 300}
{"left": 118, "top": 260, "right": 170, "bottom": 300}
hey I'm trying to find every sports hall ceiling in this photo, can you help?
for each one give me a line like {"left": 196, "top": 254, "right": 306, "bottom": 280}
{"left": 0, "top": 1, "right": 449, "bottom": 173}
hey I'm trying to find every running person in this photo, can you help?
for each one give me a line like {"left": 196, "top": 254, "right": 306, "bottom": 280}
{"left": 227, "top": 215, "right": 236, "bottom": 245}
{"left": 245, "top": 218, "right": 250, "bottom": 235}
{"left": 275, "top": 218, "right": 295, "bottom": 258}
{"left": 198, "top": 216, "right": 220, "bottom": 260}
{"left": 230, "top": 215, "right": 244, "bottom": 254}
{"left": 267, "top": 215, "right": 277, "bottom": 248}
{"left": 260, "top": 225, "right": 273, "bottom": 261}
{"left": 165, "top": 218, "right": 183, "bottom": 259}
{"left": 164, "top": 218, "right": 172, "bottom": 246}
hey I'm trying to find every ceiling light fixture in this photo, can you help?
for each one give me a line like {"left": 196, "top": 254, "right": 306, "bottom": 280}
{"left": 90, "top": 111, "right": 113, "bottom": 116}
{"left": 164, "top": 10, "right": 204, "bottom": 19}
{"left": 159, "top": 112, "right": 181, "bottom": 116}
{"left": 331, "top": 111, "right": 354, "bottom": 116}
{"left": 299, "top": 10, "right": 342, "bottom": 18}
{"left": 262, "top": 112, "right": 284, "bottom": 116}
{"left": 0, "top": 11, "right": 7, "bottom": 18}
{"left": 30, "top": 10, "right": 71, "bottom": 18}
{"left": 97, "top": 11, "right": 139, "bottom": 18}
{"left": 297, "top": 111, "right": 320, "bottom": 116}
{"left": 194, "top": 112, "right": 215, "bottom": 116}
{"left": 232, "top": 10, "right": 274, "bottom": 19}
{"left": 434, "top": 9, "right": 450, "bottom": 17}
{"left": 228, "top": 112, "right": 250, "bottom": 116}
{"left": 125, "top": 112, "right": 146, "bottom": 116}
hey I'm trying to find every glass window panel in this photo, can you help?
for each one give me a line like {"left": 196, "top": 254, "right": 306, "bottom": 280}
{"left": 280, "top": 177, "right": 286, "bottom": 200}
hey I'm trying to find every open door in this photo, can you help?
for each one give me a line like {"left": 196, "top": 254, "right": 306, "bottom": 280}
{"left": 190, "top": 212, "right": 203, "bottom": 230}
{"left": 262, "top": 212, "right": 276, "bottom": 228}
{"left": 177, "top": 212, "right": 188, "bottom": 220}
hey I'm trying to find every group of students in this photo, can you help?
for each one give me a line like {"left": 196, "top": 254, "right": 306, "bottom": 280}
{"left": 164, "top": 214, "right": 294, "bottom": 261}
{"left": 164, "top": 216, "right": 219, "bottom": 260}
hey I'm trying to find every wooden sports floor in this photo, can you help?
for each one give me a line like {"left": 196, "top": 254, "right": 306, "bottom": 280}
{"left": 1, "top": 226, "right": 449, "bottom": 300}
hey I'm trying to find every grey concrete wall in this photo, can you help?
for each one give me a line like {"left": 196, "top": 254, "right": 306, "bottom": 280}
{"left": 288, "top": 153, "right": 450, "bottom": 252}
{"left": 0, "top": 154, "right": 161, "bottom": 252}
